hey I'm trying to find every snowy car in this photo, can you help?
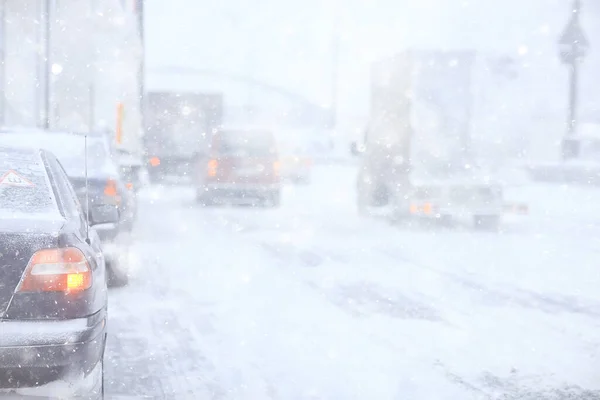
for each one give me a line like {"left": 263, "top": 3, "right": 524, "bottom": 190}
{"left": 0, "top": 129, "right": 135, "bottom": 287}
{"left": 0, "top": 146, "right": 108, "bottom": 398}
{"left": 194, "top": 128, "right": 282, "bottom": 207}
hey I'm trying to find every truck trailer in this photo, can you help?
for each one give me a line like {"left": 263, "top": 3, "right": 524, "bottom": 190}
{"left": 144, "top": 91, "right": 223, "bottom": 183}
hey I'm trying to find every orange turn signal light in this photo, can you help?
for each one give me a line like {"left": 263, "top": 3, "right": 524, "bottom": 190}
{"left": 207, "top": 159, "right": 218, "bottom": 177}
{"left": 150, "top": 157, "right": 160, "bottom": 167}
{"left": 104, "top": 179, "right": 118, "bottom": 197}
{"left": 17, "top": 247, "right": 92, "bottom": 293}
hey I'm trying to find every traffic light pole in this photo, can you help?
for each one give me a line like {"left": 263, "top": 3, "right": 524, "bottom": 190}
{"left": 567, "top": 59, "right": 578, "bottom": 137}
{"left": 558, "top": 0, "right": 588, "bottom": 160}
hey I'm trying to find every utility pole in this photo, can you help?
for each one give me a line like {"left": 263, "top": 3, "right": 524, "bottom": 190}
{"left": 42, "top": 0, "right": 51, "bottom": 129}
{"left": 330, "top": 7, "right": 340, "bottom": 129}
{"left": 0, "top": 0, "right": 6, "bottom": 125}
{"left": 137, "top": 0, "right": 145, "bottom": 137}
{"left": 558, "top": 0, "right": 589, "bottom": 160}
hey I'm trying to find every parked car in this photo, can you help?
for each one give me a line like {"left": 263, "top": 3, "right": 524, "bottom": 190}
{"left": 0, "top": 129, "right": 134, "bottom": 286}
{"left": 0, "top": 145, "right": 109, "bottom": 397}
{"left": 116, "top": 148, "right": 146, "bottom": 194}
{"left": 194, "top": 127, "right": 281, "bottom": 207}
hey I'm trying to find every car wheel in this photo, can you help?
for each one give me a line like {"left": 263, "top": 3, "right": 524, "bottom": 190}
{"left": 107, "top": 261, "right": 129, "bottom": 287}
{"left": 271, "top": 190, "right": 281, "bottom": 207}
{"left": 196, "top": 190, "right": 215, "bottom": 206}
{"left": 297, "top": 175, "right": 310, "bottom": 185}
{"left": 91, "top": 359, "right": 105, "bottom": 399}
{"left": 357, "top": 188, "right": 370, "bottom": 216}
{"left": 79, "top": 357, "right": 104, "bottom": 400}
{"left": 99, "top": 332, "right": 107, "bottom": 399}
{"left": 96, "top": 359, "right": 105, "bottom": 400}
{"left": 264, "top": 190, "right": 281, "bottom": 208}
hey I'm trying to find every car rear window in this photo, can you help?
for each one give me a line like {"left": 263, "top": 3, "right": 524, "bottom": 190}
{"left": 49, "top": 138, "right": 110, "bottom": 178}
{"left": 0, "top": 148, "right": 57, "bottom": 214}
{"left": 0, "top": 133, "right": 112, "bottom": 178}
{"left": 214, "top": 130, "right": 277, "bottom": 157}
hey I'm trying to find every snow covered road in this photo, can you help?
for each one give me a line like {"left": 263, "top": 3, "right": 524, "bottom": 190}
{"left": 104, "top": 165, "right": 600, "bottom": 399}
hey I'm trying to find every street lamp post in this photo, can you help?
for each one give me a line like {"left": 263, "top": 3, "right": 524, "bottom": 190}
{"left": 558, "top": 0, "right": 589, "bottom": 160}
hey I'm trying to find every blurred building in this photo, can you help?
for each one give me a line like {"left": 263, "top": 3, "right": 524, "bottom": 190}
{"left": 0, "top": 0, "right": 144, "bottom": 154}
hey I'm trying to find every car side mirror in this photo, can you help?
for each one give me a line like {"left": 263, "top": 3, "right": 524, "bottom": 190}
{"left": 89, "top": 204, "right": 120, "bottom": 226}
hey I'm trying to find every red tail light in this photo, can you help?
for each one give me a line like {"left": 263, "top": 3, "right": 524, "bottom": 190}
{"left": 149, "top": 156, "right": 160, "bottom": 167}
{"left": 104, "top": 178, "right": 122, "bottom": 205}
{"left": 207, "top": 159, "right": 218, "bottom": 177}
{"left": 104, "top": 179, "right": 118, "bottom": 197}
{"left": 17, "top": 247, "right": 92, "bottom": 293}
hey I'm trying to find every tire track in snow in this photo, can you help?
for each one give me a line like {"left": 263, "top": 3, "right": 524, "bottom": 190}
{"left": 105, "top": 206, "right": 231, "bottom": 398}
{"left": 378, "top": 247, "right": 600, "bottom": 320}
{"left": 258, "top": 239, "right": 444, "bottom": 323}
{"left": 141, "top": 183, "right": 600, "bottom": 398}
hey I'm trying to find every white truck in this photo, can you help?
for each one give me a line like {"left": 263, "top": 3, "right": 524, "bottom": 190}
{"left": 353, "top": 50, "right": 506, "bottom": 230}
{"left": 144, "top": 91, "right": 224, "bottom": 183}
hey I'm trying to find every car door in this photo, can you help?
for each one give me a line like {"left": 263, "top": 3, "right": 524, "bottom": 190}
{"left": 44, "top": 152, "right": 105, "bottom": 268}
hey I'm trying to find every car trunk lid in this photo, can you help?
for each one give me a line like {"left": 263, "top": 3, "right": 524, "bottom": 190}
{"left": 0, "top": 217, "right": 62, "bottom": 316}
{"left": 210, "top": 155, "right": 278, "bottom": 184}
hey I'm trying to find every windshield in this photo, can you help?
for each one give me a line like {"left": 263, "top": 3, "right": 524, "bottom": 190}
{"left": 215, "top": 130, "right": 277, "bottom": 157}
{"left": 50, "top": 138, "right": 111, "bottom": 178}
{"left": 0, "top": 134, "right": 112, "bottom": 178}
{"left": 0, "top": 148, "right": 56, "bottom": 215}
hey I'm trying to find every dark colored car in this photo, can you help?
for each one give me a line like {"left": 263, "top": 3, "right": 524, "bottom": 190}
{"left": 115, "top": 148, "right": 148, "bottom": 221}
{"left": 0, "top": 129, "right": 135, "bottom": 287}
{"left": 0, "top": 146, "right": 110, "bottom": 397}
{"left": 195, "top": 128, "right": 282, "bottom": 207}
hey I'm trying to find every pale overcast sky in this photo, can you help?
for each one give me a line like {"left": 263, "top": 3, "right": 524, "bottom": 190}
{"left": 145, "top": 0, "right": 599, "bottom": 117}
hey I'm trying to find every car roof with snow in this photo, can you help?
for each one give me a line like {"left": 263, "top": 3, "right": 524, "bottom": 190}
{"left": 0, "top": 146, "right": 60, "bottom": 217}
{"left": 0, "top": 130, "right": 118, "bottom": 178}
{"left": 217, "top": 124, "right": 275, "bottom": 133}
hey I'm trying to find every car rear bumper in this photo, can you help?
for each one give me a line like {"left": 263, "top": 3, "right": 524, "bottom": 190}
{"left": 436, "top": 206, "right": 503, "bottom": 217}
{"left": 283, "top": 170, "right": 310, "bottom": 181}
{"left": 0, "top": 311, "right": 106, "bottom": 387}
{"left": 282, "top": 165, "right": 311, "bottom": 177}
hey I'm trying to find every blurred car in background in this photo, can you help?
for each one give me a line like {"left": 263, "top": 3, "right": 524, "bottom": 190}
{"left": 279, "top": 144, "right": 312, "bottom": 184}
{"left": 115, "top": 148, "right": 148, "bottom": 222}
{"left": 116, "top": 148, "right": 147, "bottom": 191}
{"left": 0, "top": 145, "right": 109, "bottom": 396}
{"left": 0, "top": 128, "right": 134, "bottom": 287}
{"left": 194, "top": 127, "right": 281, "bottom": 207}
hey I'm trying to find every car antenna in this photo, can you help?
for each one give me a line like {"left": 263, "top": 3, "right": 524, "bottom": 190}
{"left": 84, "top": 133, "right": 91, "bottom": 245}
